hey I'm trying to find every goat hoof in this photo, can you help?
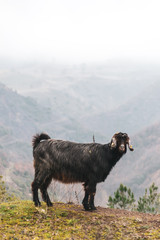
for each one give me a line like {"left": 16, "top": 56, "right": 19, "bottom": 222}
{"left": 47, "top": 202, "right": 53, "bottom": 207}
{"left": 90, "top": 205, "right": 97, "bottom": 210}
{"left": 84, "top": 207, "right": 90, "bottom": 211}
{"left": 35, "top": 201, "right": 41, "bottom": 207}
{"left": 83, "top": 203, "right": 90, "bottom": 211}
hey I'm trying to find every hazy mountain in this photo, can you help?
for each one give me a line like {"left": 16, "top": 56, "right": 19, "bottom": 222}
{"left": 1, "top": 61, "right": 160, "bottom": 205}
{"left": 0, "top": 61, "right": 158, "bottom": 120}
{"left": 83, "top": 80, "right": 160, "bottom": 137}
{"left": 0, "top": 83, "right": 105, "bottom": 198}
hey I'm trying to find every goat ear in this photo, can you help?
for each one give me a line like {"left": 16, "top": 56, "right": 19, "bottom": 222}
{"left": 127, "top": 138, "right": 134, "bottom": 151}
{"left": 110, "top": 136, "right": 117, "bottom": 149}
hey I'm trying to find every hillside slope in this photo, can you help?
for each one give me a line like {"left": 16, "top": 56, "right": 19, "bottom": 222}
{"left": 83, "top": 80, "right": 160, "bottom": 136}
{"left": 1, "top": 81, "right": 160, "bottom": 204}
{"left": 1, "top": 74, "right": 160, "bottom": 205}
{"left": 1, "top": 201, "right": 160, "bottom": 240}
{"left": 0, "top": 83, "right": 105, "bottom": 198}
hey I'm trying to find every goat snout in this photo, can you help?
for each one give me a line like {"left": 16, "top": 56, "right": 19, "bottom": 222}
{"left": 119, "top": 144, "right": 125, "bottom": 152}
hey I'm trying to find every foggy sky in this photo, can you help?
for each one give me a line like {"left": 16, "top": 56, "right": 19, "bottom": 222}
{"left": 0, "top": 0, "right": 160, "bottom": 63}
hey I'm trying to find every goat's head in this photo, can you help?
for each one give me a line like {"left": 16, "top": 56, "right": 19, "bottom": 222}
{"left": 110, "top": 132, "right": 134, "bottom": 153}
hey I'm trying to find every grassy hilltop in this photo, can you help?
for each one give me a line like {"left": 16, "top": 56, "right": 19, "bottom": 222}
{"left": 1, "top": 200, "right": 160, "bottom": 240}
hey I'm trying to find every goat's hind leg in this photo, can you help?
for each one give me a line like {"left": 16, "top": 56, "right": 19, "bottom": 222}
{"left": 32, "top": 169, "right": 51, "bottom": 207}
{"left": 31, "top": 180, "right": 41, "bottom": 207}
{"left": 40, "top": 176, "right": 53, "bottom": 207}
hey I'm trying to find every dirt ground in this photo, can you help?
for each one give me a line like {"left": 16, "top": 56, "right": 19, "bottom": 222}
{"left": 62, "top": 203, "right": 160, "bottom": 239}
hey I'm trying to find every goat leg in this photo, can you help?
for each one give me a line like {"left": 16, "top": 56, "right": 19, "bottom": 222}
{"left": 83, "top": 181, "right": 97, "bottom": 211}
{"left": 88, "top": 182, "right": 97, "bottom": 210}
{"left": 89, "top": 193, "right": 97, "bottom": 210}
{"left": 82, "top": 193, "right": 90, "bottom": 211}
{"left": 40, "top": 188, "right": 53, "bottom": 207}
{"left": 40, "top": 175, "right": 53, "bottom": 207}
{"left": 31, "top": 181, "right": 41, "bottom": 207}
{"left": 82, "top": 182, "right": 90, "bottom": 210}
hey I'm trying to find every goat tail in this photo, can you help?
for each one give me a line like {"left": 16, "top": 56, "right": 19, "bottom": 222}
{"left": 32, "top": 133, "right": 51, "bottom": 149}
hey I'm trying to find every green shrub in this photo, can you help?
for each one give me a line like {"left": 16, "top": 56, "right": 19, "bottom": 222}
{"left": 137, "top": 183, "right": 160, "bottom": 214}
{"left": 108, "top": 182, "right": 160, "bottom": 214}
{"left": 107, "top": 183, "right": 135, "bottom": 210}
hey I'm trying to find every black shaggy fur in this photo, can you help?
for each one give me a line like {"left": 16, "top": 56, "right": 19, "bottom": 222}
{"left": 31, "top": 132, "right": 134, "bottom": 210}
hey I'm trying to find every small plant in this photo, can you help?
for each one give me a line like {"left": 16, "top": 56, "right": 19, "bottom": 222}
{"left": 108, "top": 183, "right": 160, "bottom": 214}
{"left": 0, "top": 175, "right": 16, "bottom": 202}
{"left": 0, "top": 175, "right": 7, "bottom": 202}
{"left": 107, "top": 183, "right": 135, "bottom": 210}
{"left": 137, "top": 183, "right": 160, "bottom": 214}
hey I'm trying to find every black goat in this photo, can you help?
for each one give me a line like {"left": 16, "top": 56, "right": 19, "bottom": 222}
{"left": 31, "top": 132, "right": 134, "bottom": 210}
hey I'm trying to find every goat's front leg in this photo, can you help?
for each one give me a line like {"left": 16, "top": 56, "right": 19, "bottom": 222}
{"left": 88, "top": 182, "right": 97, "bottom": 210}
{"left": 82, "top": 182, "right": 90, "bottom": 210}
{"left": 82, "top": 181, "right": 97, "bottom": 211}
{"left": 89, "top": 192, "right": 97, "bottom": 210}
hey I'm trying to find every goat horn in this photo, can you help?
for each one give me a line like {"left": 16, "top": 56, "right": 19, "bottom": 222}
{"left": 127, "top": 139, "right": 134, "bottom": 151}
